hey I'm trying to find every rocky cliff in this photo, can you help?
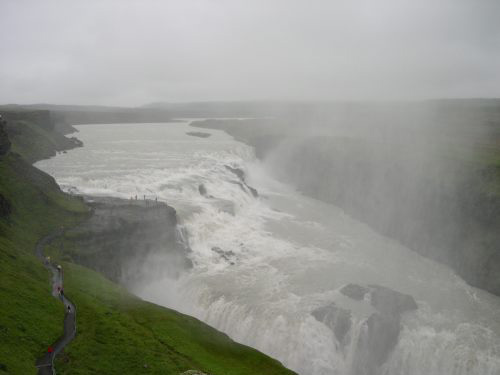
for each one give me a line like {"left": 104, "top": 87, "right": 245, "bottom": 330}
{"left": 59, "top": 196, "right": 191, "bottom": 287}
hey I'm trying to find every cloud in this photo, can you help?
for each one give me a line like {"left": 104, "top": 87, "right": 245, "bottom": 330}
{"left": 1, "top": 0, "right": 499, "bottom": 105}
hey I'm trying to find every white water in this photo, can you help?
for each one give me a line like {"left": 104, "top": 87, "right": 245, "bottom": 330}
{"left": 37, "top": 121, "right": 500, "bottom": 375}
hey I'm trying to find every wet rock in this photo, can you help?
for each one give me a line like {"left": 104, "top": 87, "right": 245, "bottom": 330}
{"left": 353, "top": 312, "right": 402, "bottom": 375}
{"left": 341, "top": 283, "right": 418, "bottom": 315}
{"left": 331, "top": 284, "right": 418, "bottom": 375}
{"left": 247, "top": 185, "right": 259, "bottom": 198}
{"left": 225, "top": 165, "right": 259, "bottom": 198}
{"left": 340, "top": 283, "right": 369, "bottom": 300}
{"left": 225, "top": 165, "right": 246, "bottom": 180}
{"left": 368, "top": 284, "right": 418, "bottom": 315}
{"left": 311, "top": 303, "right": 351, "bottom": 343}
{"left": 198, "top": 184, "right": 207, "bottom": 196}
{"left": 212, "top": 246, "right": 236, "bottom": 264}
{"left": 186, "top": 131, "right": 211, "bottom": 138}
{"left": 198, "top": 183, "right": 216, "bottom": 199}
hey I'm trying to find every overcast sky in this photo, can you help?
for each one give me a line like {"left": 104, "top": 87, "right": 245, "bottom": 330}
{"left": 1, "top": 0, "right": 499, "bottom": 106}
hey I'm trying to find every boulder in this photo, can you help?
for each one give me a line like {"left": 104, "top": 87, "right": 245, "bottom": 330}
{"left": 352, "top": 313, "right": 402, "bottom": 375}
{"left": 316, "top": 284, "right": 418, "bottom": 375}
{"left": 186, "top": 131, "right": 211, "bottom": 138}
{"left": 225, "top": 165, "right": 246, "bottom": 180}
{"left": 340, "top": 283, "right": 369, "bottom": 300}
{"left": 226, "top": 166, "right": 259, "bottom": 198}
{"left": 198, "top": 184, "right": 207, "bottom": 196}
{"left": 311, "top": 303, "right": 351, "bottom": 343}
{"left": 368, "top": 284, "right": 418, "bottom": 315}
{"left": 212, "top": 246, "right": 236, "bottom": 265}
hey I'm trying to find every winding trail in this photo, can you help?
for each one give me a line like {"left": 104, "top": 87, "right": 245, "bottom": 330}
{"left": 34, "top": 230, "right": 76, "bottom": 375}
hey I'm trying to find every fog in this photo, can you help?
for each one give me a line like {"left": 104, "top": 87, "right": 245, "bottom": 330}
{"left": 1, "top": 0, "right": 500, "bottom": 105}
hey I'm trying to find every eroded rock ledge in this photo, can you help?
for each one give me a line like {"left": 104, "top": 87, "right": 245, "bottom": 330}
{"left": 312, "top": 283, "right": 417, "bottom": 375}
{"left": 60, "top": 196, "right": 192, "bottom": 287}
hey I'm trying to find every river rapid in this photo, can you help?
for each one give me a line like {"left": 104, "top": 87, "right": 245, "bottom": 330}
{"left": 36, "top": 121, "right": 500, "bottom": 375}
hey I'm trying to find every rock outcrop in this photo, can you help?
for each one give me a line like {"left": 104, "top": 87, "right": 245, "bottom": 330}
{"left": 225, "top": 165, "right": 259, "bottom": 197}
{"left": 61, "top": 196, "right": 191, "bottom": 286}
{"left": 186, "top": 131, "right": 211, "bottom": 138}
{"left": 211, "top": 246, "right": 236, "bottom": 265}
{"left": 312, "top": 283, "right": 418, "bottom": 375}
{"left": 311, "top": 303, "right": 351, "bottom": 344}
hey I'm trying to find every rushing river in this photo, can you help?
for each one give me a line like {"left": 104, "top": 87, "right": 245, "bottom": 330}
{"left": 36, "top": 121, "right": 500, "bottom": 375}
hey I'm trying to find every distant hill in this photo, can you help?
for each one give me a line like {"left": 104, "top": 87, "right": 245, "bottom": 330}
{"left": 0, "top": 104, "right": 174, "bottom": 126}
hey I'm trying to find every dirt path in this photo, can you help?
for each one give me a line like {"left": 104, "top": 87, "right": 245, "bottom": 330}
{"left": 34, "top": 230, "right": 76, "bottom": 375}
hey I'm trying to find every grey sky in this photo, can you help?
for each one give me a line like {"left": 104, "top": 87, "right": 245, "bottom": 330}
{"left": 1, "top": 0, "right": 499, "bottom": 106}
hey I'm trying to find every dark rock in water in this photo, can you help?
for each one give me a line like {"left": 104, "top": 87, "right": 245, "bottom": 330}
{"left": 212, "top": 246, "right": 236, "bottom": 264}
{"left": 186, "top": 131, "right": 211, "bottom": 138}
{"left": 198, "top": 184, "right": 215, "bottom": 199}
{"left": 0, "top": 193, "right": 11, "bottom": 218}
{"left": 230, "top": 180, "right": 247, "bottom": 193}
{"left": 341, "top": 283, "right": 417, "bottom": 315}
{"left": 198, "top": 184, "right": 207, "bottom": 196}
{"left": 353, "top": 312, "right": 402, "bottom": 375}
{"left": 319, "top": 284, "right": 418, "bottom": 375}
{"left": 340, "top": 283, "right": 369, "bottom": 300}
{"left": 311, "top": 303, "right": 351, "bottom": 343}
{"left": 229, "top": 180, "right": 259, "bottom": 198}
{"left": 368, "top": 284, "right": 418, "bottom": 315}
{"left": 247, "top": 185, "right": 259, "bottom": 198}
{"left": 226, "top": 165, "right": 259, "bottom": 198}
{"left": 225, "top": 165, "right": 246, "bottom": 181}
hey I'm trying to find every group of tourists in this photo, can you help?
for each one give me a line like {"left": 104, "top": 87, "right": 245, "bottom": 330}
{"left": 129, "top": 194, "right": 159, "bottom": 206}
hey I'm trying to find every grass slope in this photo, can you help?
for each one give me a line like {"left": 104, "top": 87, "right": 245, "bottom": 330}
{"left": 0, "top": 153, "right": 88, "bottom": 374}
{"left": 50, "top": 261, "right": 292, "bottom": 375}
{"left": 6, "top": 119, "right": 79, "bottom": 163}
{"left": 0, "top": 118, "right": 295, "bottom": 374}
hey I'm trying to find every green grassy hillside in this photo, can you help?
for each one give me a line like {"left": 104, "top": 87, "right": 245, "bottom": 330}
{"left": 5, "top": 118, "right": 81, "bottom": 164}
{"left": 0, "top": 114, "right": 295, "bottom": 375}
{"left": 0, "top": 153, "right": 89, "bottom": 374}
{"left": 50, "top": 261, "right": 292, "bottom": 375}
